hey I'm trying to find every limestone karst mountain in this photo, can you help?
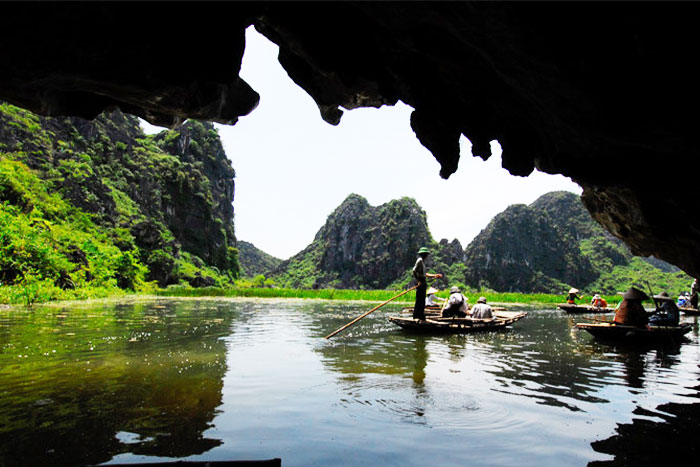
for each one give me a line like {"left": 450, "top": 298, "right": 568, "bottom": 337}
{"left": 0, "top": 102, "right": 239, "bottom": 290}
{"left": 268, "top": 194, "right": 454, "bottom": 289}
{"left": 262, "top": 191, "right": 690, "bottom": 293}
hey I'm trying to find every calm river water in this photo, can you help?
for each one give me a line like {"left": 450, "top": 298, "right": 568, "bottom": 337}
{"left": 1, "top": 298, "right": 699, "bottom": 466}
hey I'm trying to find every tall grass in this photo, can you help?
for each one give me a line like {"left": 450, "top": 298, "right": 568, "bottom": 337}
{"left": 155, "top": 286, "right": 619, "bottom": 306}
{"left": 155, "top": 286, "right": 404, "bottom": 302}
{"left": 1, "top": 283, "right": 621, "bottom": 308}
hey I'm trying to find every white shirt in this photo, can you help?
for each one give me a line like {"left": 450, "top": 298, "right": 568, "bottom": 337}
{"left": 471, "top": 303, "right": 493, "bottom": 319}
{"left": 447, "top": 293, "right": 467, "bottom": 312}
{"left": 426, "top": 294, "right": 445, "bottom": 306}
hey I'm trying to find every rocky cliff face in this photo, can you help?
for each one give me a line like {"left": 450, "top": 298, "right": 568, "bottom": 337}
{"left": 0, "top": 102, "right": 239, "bottom": 286}
{"left": 270, "top": 194, "right": 436, "bottom": 289}
{"left": 153, "top": 120, "right": 238, "bottom": 273}
{"left": 264, "top": 190, "right": 689, "bottom": 293}
{"left": 463, "top": 191, "right": 689, "bottom": 293}
{"left": 463, "top": 196, "right": 598, "bottom": 292}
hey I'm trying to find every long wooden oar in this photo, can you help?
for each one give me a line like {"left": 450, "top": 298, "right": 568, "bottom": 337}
{"left": 440, "top": 290, "right": 450, "bottom": 316}
{"left": 645, "top": 281, "right": 661, "bottom": 314}
{"left": 325, "top": 285, "right": 419, "bottom": 339}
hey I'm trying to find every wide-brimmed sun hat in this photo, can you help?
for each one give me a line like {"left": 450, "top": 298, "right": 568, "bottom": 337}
{"left": 477, "top": 296, "right": 487, "bottom": 303}
{"left": 593, "top": 294, "right": 601, "bottom": 299}
{"left": 653, "top": 292, "right": 673, "bottom": 301}
{"left": 427, "top": 287, "right": 439, "bottom": 295}
{"left": 450, "top": 286, "right": 461, "bottom": 294}
{"left": 418, "top": 247, "right": 430, "bottom": 254}
{"left": 622, "top": 287, "right": 650, "bottom": 300}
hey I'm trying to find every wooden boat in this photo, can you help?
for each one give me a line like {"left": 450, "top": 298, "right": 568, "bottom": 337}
{"left": 401, "top": 305, "right": 507, "bottom": 314}
{"left": 557, "top": 303, "right": 612, "bottom": 314}
{"left": 576, "top": 321, "right": 692, "bottom": 342}
{"left": 388, "top": 311, "right": 527, "bottom": 334}
{"left": 679, "top": 306, "right": 700, "bottom": 315}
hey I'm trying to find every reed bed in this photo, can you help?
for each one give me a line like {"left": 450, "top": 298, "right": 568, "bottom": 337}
{"left": 155, "top": 286, "right": 618, "bottom": 306}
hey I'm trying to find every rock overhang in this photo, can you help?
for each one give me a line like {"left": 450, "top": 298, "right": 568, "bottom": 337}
{"left": 2, "top": 2, "right": 699, "bottom": 278}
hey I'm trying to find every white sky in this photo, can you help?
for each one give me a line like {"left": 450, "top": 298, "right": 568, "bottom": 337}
{"left": 142, "top": 27, "right": 581, "bottom": 260}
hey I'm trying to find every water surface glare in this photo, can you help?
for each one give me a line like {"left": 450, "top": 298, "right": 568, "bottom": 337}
{"left": 1, "top": 298, "right": 699, "bottom": 466}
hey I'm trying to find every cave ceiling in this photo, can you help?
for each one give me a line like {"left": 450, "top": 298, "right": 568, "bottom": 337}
{"left": 2, "top": 2, "right": 700, "bottom": 279}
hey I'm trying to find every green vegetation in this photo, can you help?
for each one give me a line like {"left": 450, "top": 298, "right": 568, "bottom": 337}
{"left": 0, "top": 103, "right": 693, "bottom": 307}
{"left": 237, "top": 240, "right": 282, "bottom": 278}
{"left": 0, "top": 102, "right": 239, "bottom": 305}
{"left": 268, "top": 194, "right": 436, "bottom": 289}
{"left": 462, "top": 191, "right": 693, "bottom": 294}
{"left": 0, "top": 156, "right": 150, "bottom": 305}
{"left": 157, "top": 285, "right": 404, "bottom": 301}
{"left": 155, "top": 284, "right": 620, "bottom": 307}
{"left": 587, "top": 257, "right": 692, "bottom": 297}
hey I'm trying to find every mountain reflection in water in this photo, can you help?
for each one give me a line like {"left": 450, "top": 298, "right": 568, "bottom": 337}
{"left": 1, "top": 299, "right": 699, "bottom": 466}
{"left": 0, "top": 300, "right": 235, "bottom": 466}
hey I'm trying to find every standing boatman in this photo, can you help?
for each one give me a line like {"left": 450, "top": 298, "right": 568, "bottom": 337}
{"left": 412, "top": 247, "right": 442, "bottom": 320}
{"left": 691, "top": 278, "right": 699, "bottom": 309}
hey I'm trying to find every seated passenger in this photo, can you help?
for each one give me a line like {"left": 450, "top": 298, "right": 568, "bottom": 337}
{"left": 590, "top": 294, "right": 607, "bottom": 308}
{"left": 613, "top": 287, "right": 649, "bottom": 328}
{"left": 426, "top": 287, "right": 445, "bottom": 307}
{"left": 566, "top": 287, "right": 582, "bottom": 304}
{"left": 442, "top": 286, "right": 468, "bottom": 318}
{"left": 649, "top": 292, "right": 680, "bottom": 326}
{"left": 677, "top": 294, "right": 689, "bottom": 307}
{"left": 470, "top": 296, "right": 493, "bottom": 319}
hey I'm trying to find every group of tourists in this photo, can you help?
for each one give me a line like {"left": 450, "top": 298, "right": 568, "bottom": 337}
{"left": 567, "top": 289, "right": 609, "bottom": 308}
{"left": 611, "top": 287, "right": 680, "bottom": 327}
{"left": 614, "top": 277, "right": 700, "bottom": 327}
{"left": 567, "top": 284, "right": 683, "bottom": 328}
{"left": 676, "top": 278, "right": 699, "bottom": 309}
{"left": 412, "top": 245, "right": 689, "bottom": 329}
{"left": 411, "top": 247, "right": 493, "bottom": 321}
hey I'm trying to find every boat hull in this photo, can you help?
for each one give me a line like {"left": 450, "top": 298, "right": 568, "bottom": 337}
{"left": 576, "top": 322, "right": 692, "bottom": 342}
{"left": 389, "top": 312, "right": 527, "bottom": 334}
{"left": 557, "top": 304, "right": 611, "bottom": 314}
{"left": 679, "top": 306, "right": 700, "bottom": 315}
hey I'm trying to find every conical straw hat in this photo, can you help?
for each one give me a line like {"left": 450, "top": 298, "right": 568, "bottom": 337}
{"left": 622, "top": 287, "right": 649, "bottom": 300}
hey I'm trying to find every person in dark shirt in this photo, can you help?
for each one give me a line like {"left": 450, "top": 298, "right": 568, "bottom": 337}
{"left": 412, "top": 247, "right": 442, "bottom": 320}
{"left": 566, "top": 287, "right": 582, "bottom": 304}
{"left": 649, "top": 292, "right": 680, "bottom": 326}
{"left": 690, "top": 279, "right": 699, "bottom": 309}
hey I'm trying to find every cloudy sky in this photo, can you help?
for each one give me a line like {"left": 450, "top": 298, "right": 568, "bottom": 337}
{"left": 143, "top": 27, "right": 581, "bottom": 260}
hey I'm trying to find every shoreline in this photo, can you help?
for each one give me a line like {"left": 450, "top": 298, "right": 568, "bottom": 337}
{"left": 0, "top": 289, "right": 559, "bottom": 311}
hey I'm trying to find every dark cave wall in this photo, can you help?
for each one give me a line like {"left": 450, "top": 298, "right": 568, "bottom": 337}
{"left": 2, "top": 1, "right": 700, "bottom": 279}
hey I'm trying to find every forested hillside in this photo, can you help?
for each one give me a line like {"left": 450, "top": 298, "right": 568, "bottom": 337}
{"left": 465, "top": 191, "right": 691, "bottom": 293}
{"left": 237, "top": 241, "right": 282, "bottom": 278}
{"left": 2, "top": 100, "right": 690, "bottom": 302}
{"left": 262, "top": 191, "right": 692, "bottom": 294}
{"left": 0, "top": 102, "right": 239, "bottom": 302}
